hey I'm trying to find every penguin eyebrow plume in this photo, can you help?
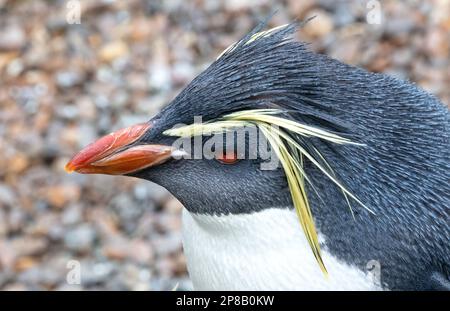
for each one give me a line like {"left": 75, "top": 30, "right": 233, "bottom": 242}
{"left": 216, "top": 23, "right": 289, "bottom": 60}
{"left": 164, "top": 108, "right": 374, "bottom": 274}
{"left": 216, "top": 15, "right": 316, "bottom": 61}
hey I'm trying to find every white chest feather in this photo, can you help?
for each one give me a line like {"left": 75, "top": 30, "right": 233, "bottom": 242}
{"left": 182, "top": 207, "right": 382, "bottom": 291}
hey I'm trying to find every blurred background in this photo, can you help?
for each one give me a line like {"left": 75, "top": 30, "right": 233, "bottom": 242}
{"left": 0, "top": 0, "right": 449, "bottom": 290}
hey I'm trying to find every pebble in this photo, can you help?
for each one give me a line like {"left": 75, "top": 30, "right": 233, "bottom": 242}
{"left": 0, "top": 209, "right": 8, "bottom": 236}
{"left": 62, "top": 204, "right": 83, "bottom": 225}
{"left": 119, "top": 263, "right": 152, "bottom": 291}
{"left": 7, "top": 152, "right": 29, "bottom": 174}
{"left": 148, "top": 63, "right": 172, "bottom": 91}
{"left": 172, "top": 61, "right": 195, "bottom": 86}
{"left": 0, "top": 24, "right": 26, "bottom": 51}
{"left": 17, "top": 265, "right": 61, "bottom": 288}
{"left": 10, "top": 236, "right": 48, "bottom": 257}
{"left": 64, "top": 225, "right": 96, "bottom": 253}
{"left": 55, "top": 71, "right": 84, "bottom": 88}
{"left": 6, "top": 58, "right": 24, "bottom": 76}
{"left": 79, "top": 261, "right": 116, "bottom": 286}
{"left": 76, "top": 97, "right": 97, "bottom": 120}
{"left": 46, "top": 184, "right": 81, "bottom": 209}
{"left": 8, "top": 208, "right": 26, "bottom": 232}
{"left": 116, "top": 114, "right": 149, "bottom": 129}
{"left": 0, "top": 184, "right": 16, "bottom": 207}
{"left": 144, "top": 182, "right": 169, "bottom": 204}
{"left": 127, "top": 240, "right": 154, "bottom": 264}
{"left": 55, "top": 105, "right": 79, "bottom": 120}
{"left": 303, "top": 10, "right": 334, "bottom": 38}
{"left": 98, "top": 41, "right": 129, "bottom": 63}
{"left": 152, "top": 233, "right": 183, "bottom": 257}
{"left": 424, "top": 28, "right": 449, "bottom": 59}
{"left": 111, "top": 193, "right": 142, "bottom": 224}
{"left": 77, "top": 122, "right": 98, "bottom": 148}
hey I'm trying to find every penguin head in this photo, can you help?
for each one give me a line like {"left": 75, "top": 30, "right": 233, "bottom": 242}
{"left": 65, "top": 21, "right": 342, "bottom": 216}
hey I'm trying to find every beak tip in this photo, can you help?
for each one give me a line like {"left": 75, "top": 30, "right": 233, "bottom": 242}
{"left": 64, "top": 162, "right": 75, "bottom": 173}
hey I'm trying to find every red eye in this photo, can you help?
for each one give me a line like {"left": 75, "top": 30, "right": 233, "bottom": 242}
{"left": 217, "top": 151, "right": 239, "bottom": 165}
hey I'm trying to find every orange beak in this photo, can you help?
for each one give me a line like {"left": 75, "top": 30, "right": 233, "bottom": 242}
{"left": 65, "top": 123, "right": 174, "bottom": 175}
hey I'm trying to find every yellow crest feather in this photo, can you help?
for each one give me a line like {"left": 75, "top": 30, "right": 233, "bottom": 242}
{"left": 163, "top": 109, "right": 372, "bottom": 274}
{"left": 217, "top": 24, "right": 289, "bottom": 60}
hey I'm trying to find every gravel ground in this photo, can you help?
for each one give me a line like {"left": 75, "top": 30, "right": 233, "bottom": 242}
{"left": 0, "top": 0, "right": 449, "bottom": 290}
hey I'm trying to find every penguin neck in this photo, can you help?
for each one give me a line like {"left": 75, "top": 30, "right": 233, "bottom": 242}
{"left": 181, "top": 207, "right": 382, "bottom": 290}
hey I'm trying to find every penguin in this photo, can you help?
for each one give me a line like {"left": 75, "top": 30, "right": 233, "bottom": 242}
{"left": 65, "top": 20, "right": 450, "bottom": 290}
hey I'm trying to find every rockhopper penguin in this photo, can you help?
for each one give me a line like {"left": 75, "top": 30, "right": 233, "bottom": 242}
{"left": 65, "top": 20, "right": 450, "bottom": 290}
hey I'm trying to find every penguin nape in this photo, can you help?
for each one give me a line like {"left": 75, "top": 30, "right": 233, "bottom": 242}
{"left": 65, "top": 20, "right": 450, "bottom": 291}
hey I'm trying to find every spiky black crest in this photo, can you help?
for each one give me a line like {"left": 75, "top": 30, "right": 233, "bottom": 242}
{"left": 149, "top": 18, "right": 351, "bottom": 139}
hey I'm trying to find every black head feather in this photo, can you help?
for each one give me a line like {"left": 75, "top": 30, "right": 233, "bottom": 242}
{"left": 145, "top": 20, "right": 353, "bottom": 140}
